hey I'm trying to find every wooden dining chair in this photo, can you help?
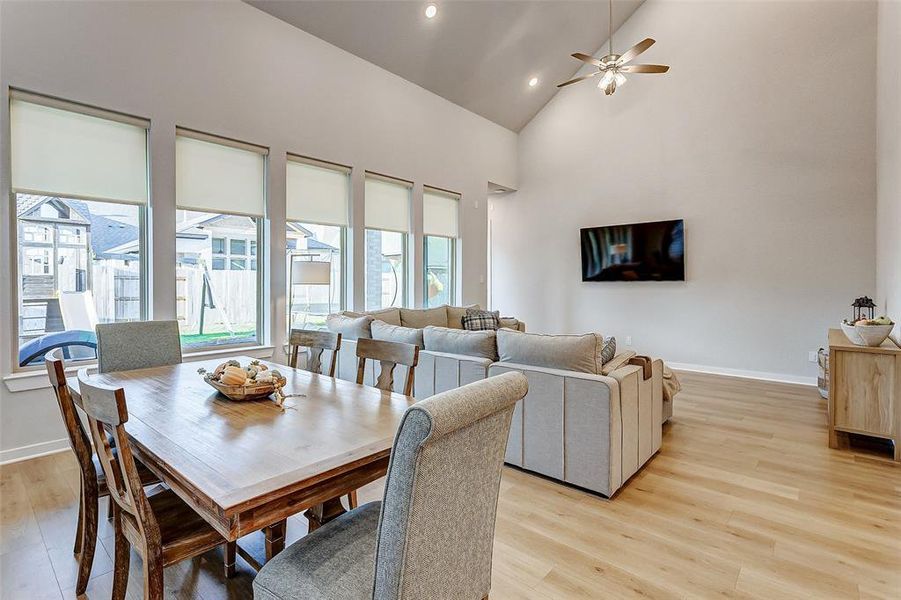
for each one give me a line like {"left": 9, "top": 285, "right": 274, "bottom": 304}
{"left": 355, "top": 337, "right": 419, "bottom": 396}
{"left": 75, "top": 369, "right": 235, "bottom": 600}
{"left": 347, "top": 337, "right": 420, "bottom": 509}
{"left": 44, "top": 349, "right": 160, "bottom": 595}
{"left": 287, "top": 329, "right": 342, "bottom": 377}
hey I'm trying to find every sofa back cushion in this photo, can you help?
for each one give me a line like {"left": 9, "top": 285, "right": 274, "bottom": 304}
{"left": 445, "top": 304, "right": 480, "bottom": 329}
{"left": 423, "top": 326, "right": 497, "bottom": 361}
{"left": 496, "top": 329, "right": 603, "bottom": 374}
{"left": 344, "top": 307, "right": 402, "bottom": 327}
{"left": 326, "top": 314, "right": 374, "bottom": 340}
{"left": 400, "top": 306, "right": 448, "bottom": 329}
{"left": 372, "top": 320, "right": 424, "bottom": 348}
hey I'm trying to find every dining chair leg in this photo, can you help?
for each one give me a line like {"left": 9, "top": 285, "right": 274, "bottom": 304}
{"left": 107, "top": 495, "right": 114, "bottom": 521}
{"left": 347, "top": 490, "right": 358, "bottom": 510}
{"left": 224, "top": 542, "right": 236, "bottom": 578}
{"left": 143, "top": 551, "right": 165, "bottom": 600}
{"left": 111, "top": 506, "right": 130, "bottom": 600}
{"left": 75, "top": 489, "right": 100, "bottom": 595}
{"left": 73, "top": 486, "right": 84, "bottom": 555}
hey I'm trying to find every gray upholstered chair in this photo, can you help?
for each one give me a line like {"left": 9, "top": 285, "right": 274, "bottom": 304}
{"left": 95, "top": 320, "right": 182, "bottom": 373}
{"left": 253, "top": 371, "right": 529, "bottom": 600}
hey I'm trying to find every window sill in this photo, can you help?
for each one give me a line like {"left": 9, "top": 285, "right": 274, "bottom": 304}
{"left": 3, "top": 344, "right": 275, "bottom": 393}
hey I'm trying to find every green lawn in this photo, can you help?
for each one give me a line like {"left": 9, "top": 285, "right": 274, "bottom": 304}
{"left": 180, "top": 330, "right": 256, "bottom": 348}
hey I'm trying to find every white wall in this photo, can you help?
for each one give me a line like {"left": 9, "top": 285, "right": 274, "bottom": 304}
{"left": 0, "top": 0, "right": 517, "bottom": 460}
{"left": 876, "top": 0, "right": 901, "bottom": 345}
{"left": 491, "top": 0, "right": 877, "bottom": 382}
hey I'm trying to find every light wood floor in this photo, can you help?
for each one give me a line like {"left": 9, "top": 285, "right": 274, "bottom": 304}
{"left": 1, "top": 371, "right": 899, "bottom": 599}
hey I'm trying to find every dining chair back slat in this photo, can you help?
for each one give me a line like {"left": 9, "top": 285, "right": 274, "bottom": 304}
{"left": 288, "top": 329, "right": 342, "bottom": 377}
{"left": 355, "top": 338, "right": 419, "bottom": 396}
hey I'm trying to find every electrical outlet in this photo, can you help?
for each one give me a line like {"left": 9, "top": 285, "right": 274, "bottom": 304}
{"left": 808, "top": 351, "right": 818, "bottom": 363}
{"left": 625, "top": 336, "right": 633, "bottom": 346}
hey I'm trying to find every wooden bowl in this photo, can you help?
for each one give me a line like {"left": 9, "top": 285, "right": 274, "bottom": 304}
{"left": 204, "top": 375, "right": 287, "bottom": 401}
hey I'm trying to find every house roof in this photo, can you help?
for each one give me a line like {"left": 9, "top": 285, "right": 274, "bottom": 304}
{"left": 16, "top": 195, "right": 139, "bottom": 259}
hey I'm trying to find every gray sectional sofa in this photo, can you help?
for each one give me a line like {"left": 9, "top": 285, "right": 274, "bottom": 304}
{"left": 323, "top": 305, "right": 668, "bottom": 498}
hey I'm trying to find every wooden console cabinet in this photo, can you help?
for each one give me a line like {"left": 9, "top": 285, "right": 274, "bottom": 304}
{"left": 828, "top": 328, "right": 901, "bottom": 461}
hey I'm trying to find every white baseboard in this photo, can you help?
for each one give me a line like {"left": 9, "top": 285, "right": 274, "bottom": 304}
{"left": 0, "top": 438, "right": 70, "bottom": 465}
{"left": 667, "top": 362, "right": 816, "bottom": 387}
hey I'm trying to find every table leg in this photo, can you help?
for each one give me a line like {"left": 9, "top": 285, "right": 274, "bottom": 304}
{"left": 264, "top": 520, "right": 287, "bottom": 561}
{"left": 305, "top": 497, "right": 347, "bottom": 533}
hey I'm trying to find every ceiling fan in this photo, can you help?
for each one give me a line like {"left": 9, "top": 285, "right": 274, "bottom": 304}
{"left": 557, "top": 0, "right": 669, "bottom": 95}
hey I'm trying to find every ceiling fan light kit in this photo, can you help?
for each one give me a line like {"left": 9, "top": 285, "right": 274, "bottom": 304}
{"left": 558, "top": 0, "right": 669, "bottom": 95}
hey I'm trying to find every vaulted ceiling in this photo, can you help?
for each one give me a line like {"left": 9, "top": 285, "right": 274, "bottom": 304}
{"left": 246, "top": 0, "right": 644, "bottom": 132}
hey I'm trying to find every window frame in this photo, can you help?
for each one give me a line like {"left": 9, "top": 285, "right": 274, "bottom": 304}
{"left": 286, "top": 220, "right": 347, "bottom": 332}
{"left": 423, "top": 234, "right": 456, "bottom": 309}
{"left": 364, "top": 227, "right": 409, "bottom": 311}
{"left": 11, "top": 192, "right": 149, "bottom": 371}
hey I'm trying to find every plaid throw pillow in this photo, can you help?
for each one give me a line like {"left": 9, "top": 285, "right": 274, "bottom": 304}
{"left": 601, "top": 336, "right": 617, "bottom": 364}
{"left": 462, "top": 308, "right": 500, "bottom": 331}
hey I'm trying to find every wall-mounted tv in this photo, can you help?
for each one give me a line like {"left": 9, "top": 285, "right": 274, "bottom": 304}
{"left": 581, "top": 219, "right": 685, "bottom": 282}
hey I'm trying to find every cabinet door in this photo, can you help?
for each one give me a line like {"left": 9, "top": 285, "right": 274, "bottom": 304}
{"left": 833, "top": 351, "right": 895, "bottom": 436}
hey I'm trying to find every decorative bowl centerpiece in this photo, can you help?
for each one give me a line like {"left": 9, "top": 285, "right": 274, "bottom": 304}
{"left": 198, "top": 359, "right": 288, "bottom": 404}
{"left": 841, "top": 316, "right": 895, "bottom": 347}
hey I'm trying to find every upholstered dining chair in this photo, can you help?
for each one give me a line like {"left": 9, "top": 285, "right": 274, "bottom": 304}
{"left": 44, "top": 349, "right": 160, "bottom": 595}
{"left": 253, "top": 371, "right": 529, "bottom": 600}
{"left": 95, "top": 320, "right": 183, "bottom": 373}
{"left": 348, "top": 337, "right": 420, "bottom": 509}
{"left": 75, "top": 369, "right": 236, "bottom": 600}
{"left": 287, "top": 329, "right": 342, "bottom": 377}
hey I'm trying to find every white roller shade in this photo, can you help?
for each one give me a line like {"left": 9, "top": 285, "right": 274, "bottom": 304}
{"left": 286, "top": 158, "right": 349, "bottom": 226}
{"left": 365, "top": 175, "right": 411, "bottom": 233}
{"left": 176, "top": 132, "right": 266, "bottom": 216}
{"left": 423, "top": 188, "right": 460, "bottom": 238}
{"left": 10, "top": 97, "right": 148, "bottom": 204}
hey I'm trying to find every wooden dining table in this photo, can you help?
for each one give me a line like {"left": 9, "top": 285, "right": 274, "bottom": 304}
{"left": 69, "top": 355, "right": 414, "bottom": 569}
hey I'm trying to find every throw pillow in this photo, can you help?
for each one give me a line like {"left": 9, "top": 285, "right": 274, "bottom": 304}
{"left": 601, "top": 336, "right": 617, "bottom": 364}
{"left": 326, "top": 314, "right": 374, "bottom": 340}
{"left": 399, "top": 306, "right": 448, "bottom": 329}
{"left": 445, "top": 304, "right": 480, "bottom": 329}
{"left": 371, "top": 320, "right": 423, "bottom": 348}
{"left": 463, "top": 308, "right": 500, "bottom": 331}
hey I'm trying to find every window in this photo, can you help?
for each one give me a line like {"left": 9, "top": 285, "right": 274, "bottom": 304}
{"left": 423, "top": 187, "right": 459, "bottom": 307}
{"left": 10, "top": 91, "right": 148, "bottom": 367}
{"left": 175, "top": 129, "right": 267, "bottom": 349}
{"left": 364, "top": 174, "right": 411, "bottom": 310}
{"left": 286, "top": 156, "right": 349, "bottom": 330}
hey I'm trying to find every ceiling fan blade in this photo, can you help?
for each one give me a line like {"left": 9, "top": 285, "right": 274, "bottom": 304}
{"left": 556, "top": 71, "right": 600, "bottom": 88}
{"left": 619, "top": 64, "right": 670, "bottom": 74}
{"left": 572, "top": 52, "right": 603, "bottom": 68}
{"left": 617, "top": 38, "right": 655, "bottom": 65}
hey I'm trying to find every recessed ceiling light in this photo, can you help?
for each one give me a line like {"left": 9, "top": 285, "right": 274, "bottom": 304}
{"left": 528, "top": 77, "right": 539, "bottom": 87}
{"left": 425, "top": 4, "right": 437, "bottom": 19}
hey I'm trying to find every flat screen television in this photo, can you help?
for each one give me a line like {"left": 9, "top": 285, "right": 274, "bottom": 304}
{"left": 581, "top": 219, "right": 685, "bottom": 282}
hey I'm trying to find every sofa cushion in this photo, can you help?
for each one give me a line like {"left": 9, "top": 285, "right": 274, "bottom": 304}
{"left": 423, "top": 326, "right": 497, "bottom": 361}
{"left": 400, "top": 306, "right": 448, "bottom": 329}
{"left": 371, "top": 320, "right": 423, "bottom": 347}
{"left": 326, "top": 314, "right": 374, "bottom": 340}
{"left": 344, "top": 307, "right": 403, "bottom": 327}
{"left": 445, "top": 304, "right": 480, "bottom": 329}
{"left": 462, "top": 308, "right": 500, "bottom": 331}
{"left": 496, "top": 329, "right": 603, "bottom": 374}
{"left": 498, "top": 317, "right": 520, "bottom": 331}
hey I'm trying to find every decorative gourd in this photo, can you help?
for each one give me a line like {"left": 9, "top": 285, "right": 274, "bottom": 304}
{"left": 220, "top": 366, "right": 248, "bottom": 386}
